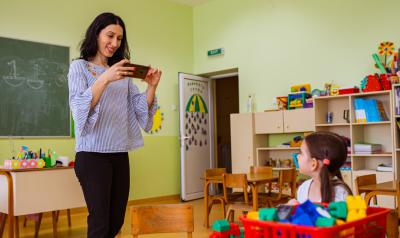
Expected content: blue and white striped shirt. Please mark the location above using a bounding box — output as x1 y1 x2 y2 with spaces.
68 59 157 153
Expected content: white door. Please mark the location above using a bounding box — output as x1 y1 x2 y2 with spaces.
179 73 214 201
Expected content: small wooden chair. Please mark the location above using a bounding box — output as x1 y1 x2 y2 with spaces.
223 173 252 222
131 204 194 238
265 168 297 207
204 168 226 227
354 174 378 205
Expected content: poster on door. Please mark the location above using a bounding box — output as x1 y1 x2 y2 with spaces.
183 81 209 152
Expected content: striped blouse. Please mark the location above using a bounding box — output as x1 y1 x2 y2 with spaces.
68 59 157 153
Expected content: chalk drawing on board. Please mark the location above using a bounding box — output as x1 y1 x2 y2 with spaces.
26 63 44 90
2 59 25 87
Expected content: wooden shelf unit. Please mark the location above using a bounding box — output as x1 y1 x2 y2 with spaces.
314 90 395 208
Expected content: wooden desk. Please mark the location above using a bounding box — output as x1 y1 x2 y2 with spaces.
247 173 278 210
0 167 85 238
359 181 397 207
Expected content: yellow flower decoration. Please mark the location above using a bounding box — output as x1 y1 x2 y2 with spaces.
378 41 395 56
150 106 163 134
37 159 45 168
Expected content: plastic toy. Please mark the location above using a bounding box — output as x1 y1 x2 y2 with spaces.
338 87 360 95
276 205 294 221
291 84 311 93
346 195 367 222
316 217 336 227
211 219 230 232
291 200 321 226
328 201 347 219
259 208 278 221
247 211 259 220
210 220 242 238
288 92 312 109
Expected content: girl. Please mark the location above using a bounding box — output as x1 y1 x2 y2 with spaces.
294 131 352 203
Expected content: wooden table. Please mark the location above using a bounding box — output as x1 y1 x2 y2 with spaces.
359 181 397 206
247 173 279 210
0 167 85 238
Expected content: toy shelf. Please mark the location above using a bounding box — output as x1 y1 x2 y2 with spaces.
314 90 395 209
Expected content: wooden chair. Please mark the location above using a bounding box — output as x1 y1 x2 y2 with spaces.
131 204 194 238
204 168 226 227
265 168 297 207
223 173 252 223
354 174 378 205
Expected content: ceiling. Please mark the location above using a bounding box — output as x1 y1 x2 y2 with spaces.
168 0 210 6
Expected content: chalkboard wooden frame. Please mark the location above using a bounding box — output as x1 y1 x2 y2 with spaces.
0 37 71 137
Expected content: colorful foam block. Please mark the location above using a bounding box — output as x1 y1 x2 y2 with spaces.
259 208 278 221
293 200 321 225
347 195 366 222
316 217 336 227
247 211 259 220
211 220 230 232
328 201 347 219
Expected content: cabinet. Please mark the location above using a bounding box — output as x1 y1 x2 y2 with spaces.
314 90 395 208
231 108 314 173
230 113 266 173
255 108 315 134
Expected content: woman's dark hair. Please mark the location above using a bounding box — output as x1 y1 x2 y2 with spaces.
304 131 352 203
79 12 130 66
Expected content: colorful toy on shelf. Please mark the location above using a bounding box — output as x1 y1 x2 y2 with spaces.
338 87 360 95
210 220 243 238
360 74 392 92
276 96 288 110
290 135 303 147
291 84 311 93
287 92 312 109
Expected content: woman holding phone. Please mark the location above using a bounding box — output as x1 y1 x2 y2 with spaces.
68 12 161 238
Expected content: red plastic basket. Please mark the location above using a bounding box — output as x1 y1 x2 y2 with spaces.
240 207 390 238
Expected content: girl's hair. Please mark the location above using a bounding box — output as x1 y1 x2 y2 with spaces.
304 131 352 203
79 12 130 66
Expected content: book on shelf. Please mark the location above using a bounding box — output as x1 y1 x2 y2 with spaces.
353 143 382 152
376 163 393 172
353 98 388 123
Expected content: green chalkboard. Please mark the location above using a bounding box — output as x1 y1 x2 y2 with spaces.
0 37 70 137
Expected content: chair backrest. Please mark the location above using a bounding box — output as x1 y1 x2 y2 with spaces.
250 166 273 175
278 168 297 197
205 168 226 178
354 174 377 195
222 173 249 203
131 204 194 238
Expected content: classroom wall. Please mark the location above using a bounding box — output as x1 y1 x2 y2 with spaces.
0 0 192 200
193 0 400 112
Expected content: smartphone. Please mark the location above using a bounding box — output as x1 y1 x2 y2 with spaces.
123 63 150 79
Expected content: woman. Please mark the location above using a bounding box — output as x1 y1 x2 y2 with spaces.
68 12 161 238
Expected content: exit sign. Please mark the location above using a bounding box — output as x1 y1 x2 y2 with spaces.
207 48 225 56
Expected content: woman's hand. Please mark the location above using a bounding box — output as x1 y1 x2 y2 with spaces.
100 59 135 83
143 67 162 89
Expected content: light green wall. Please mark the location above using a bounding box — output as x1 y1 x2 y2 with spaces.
3 0 400 200
0 0 192 200
193 0 400 112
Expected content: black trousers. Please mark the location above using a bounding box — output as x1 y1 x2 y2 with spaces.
74 152 130 238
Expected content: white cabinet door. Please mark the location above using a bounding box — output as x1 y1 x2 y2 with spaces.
283 108 315 133
230 113 255 173
254 111 283 134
